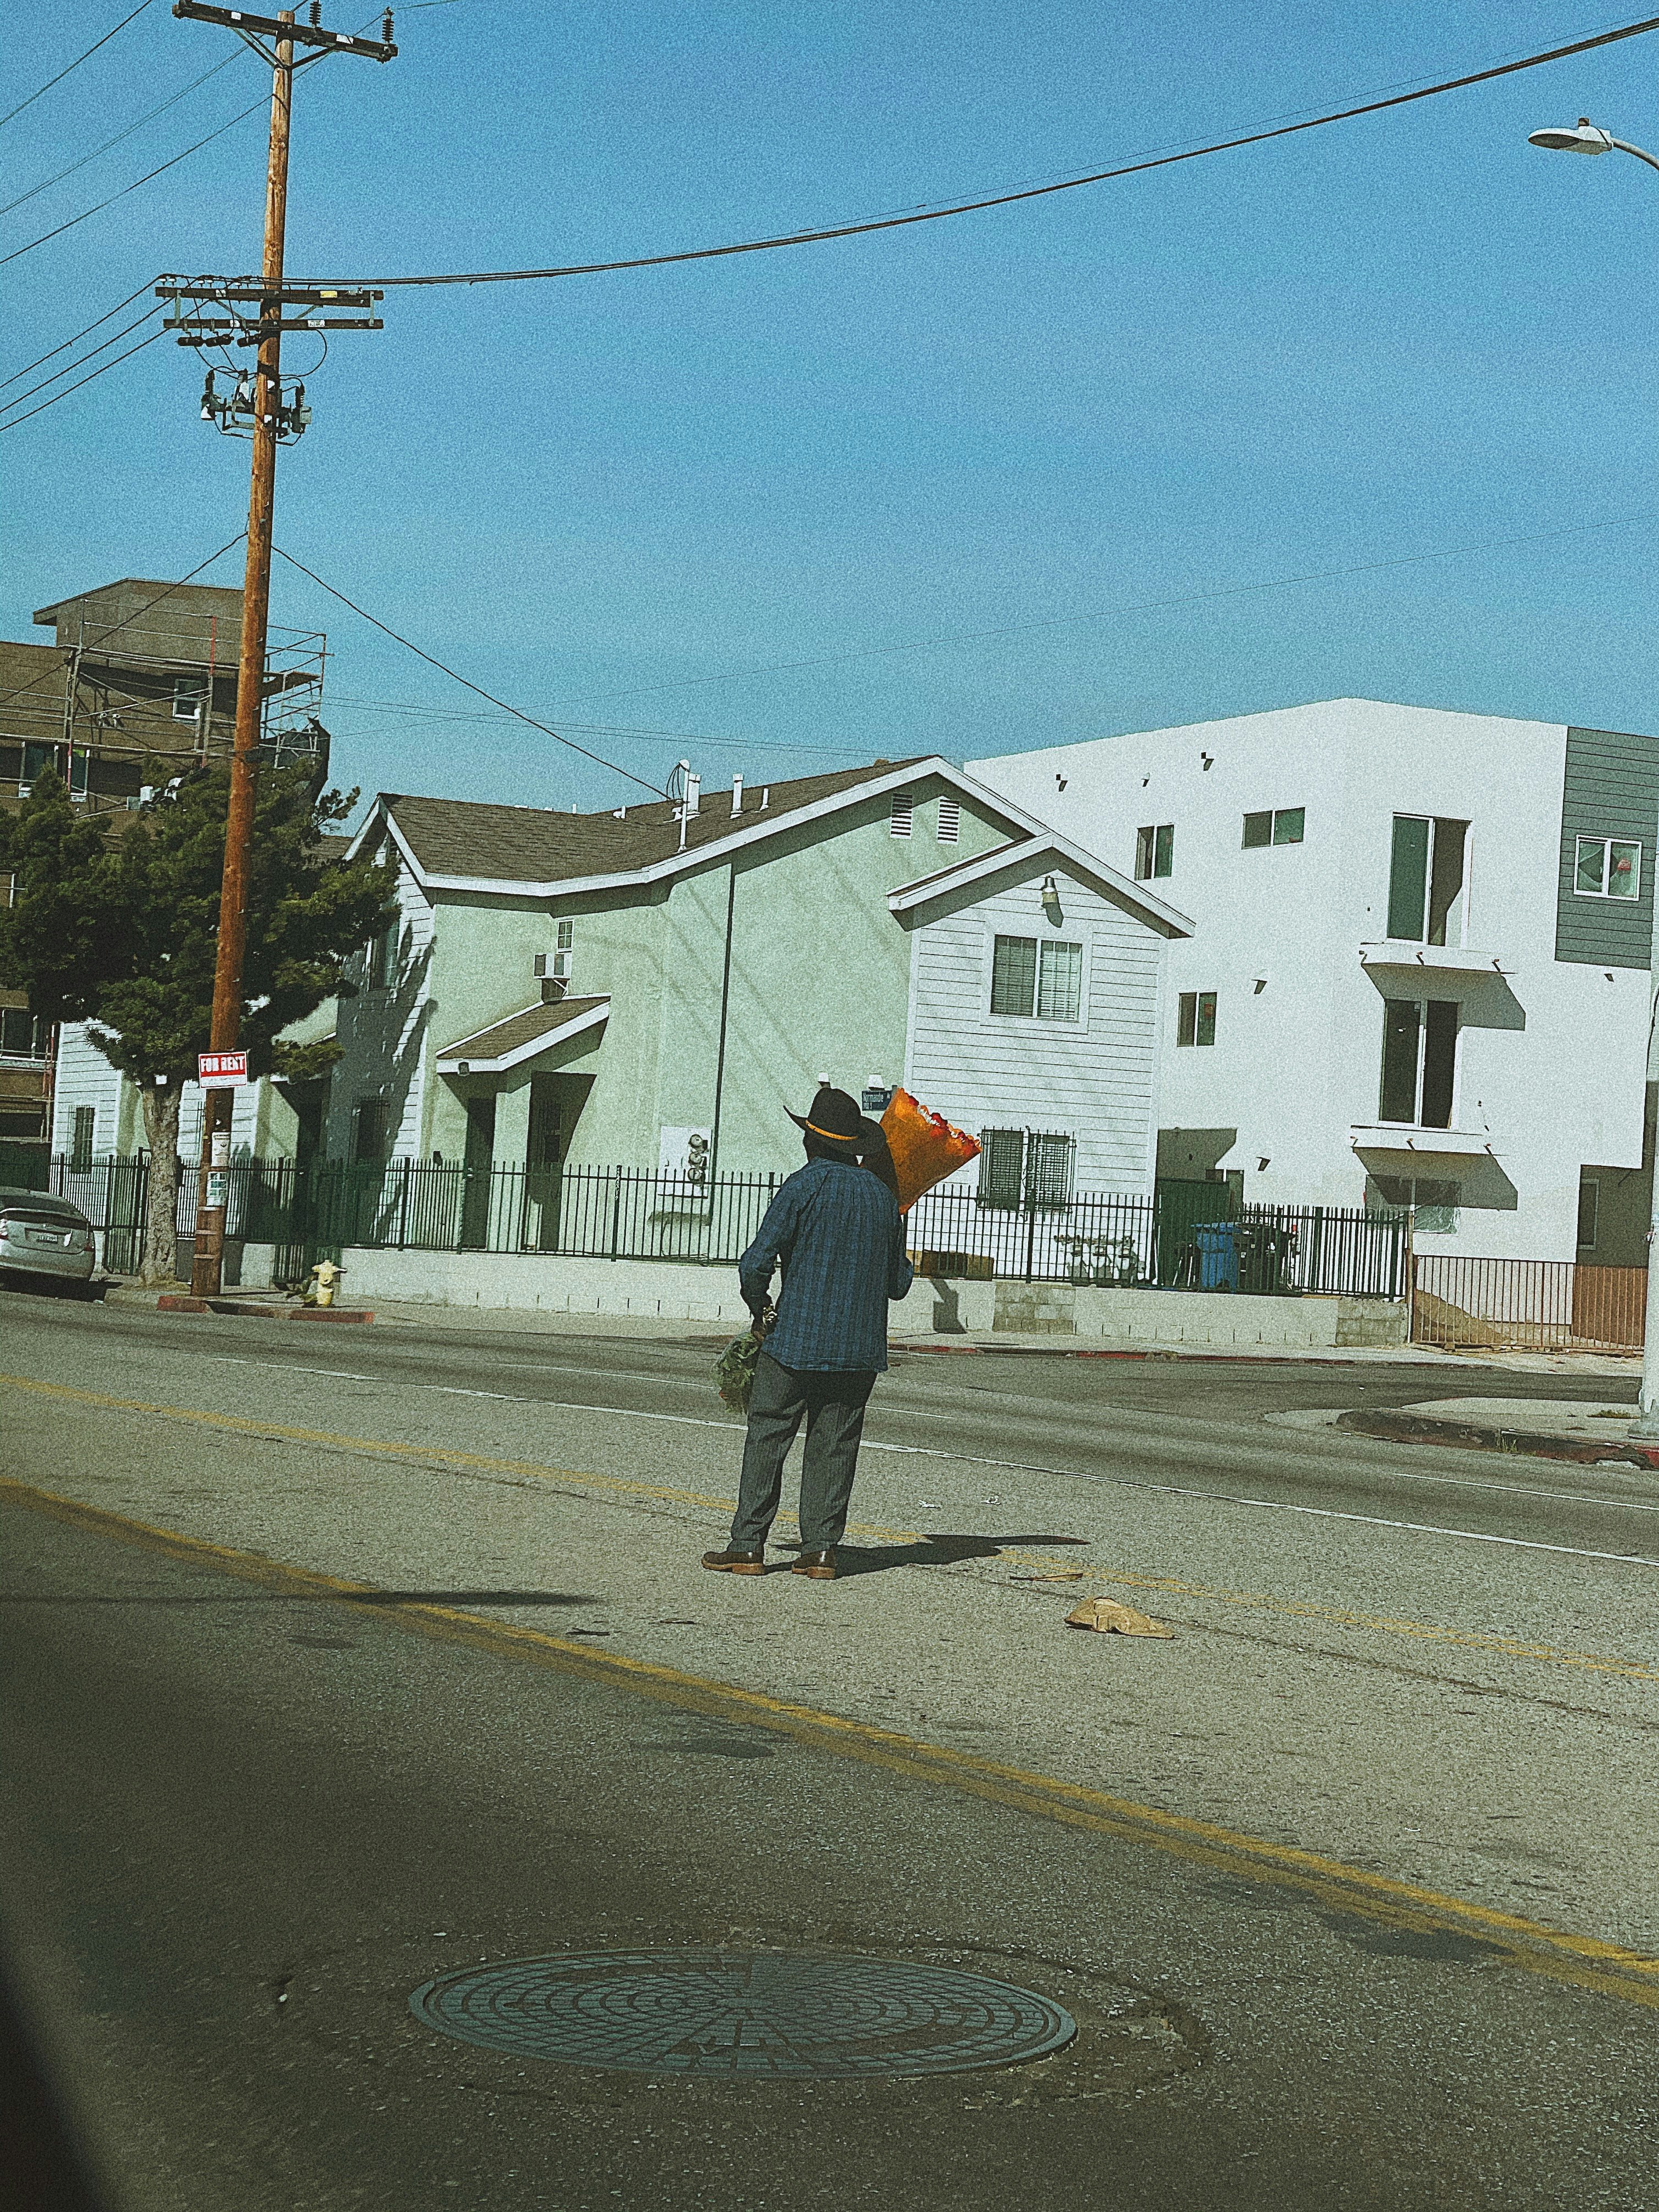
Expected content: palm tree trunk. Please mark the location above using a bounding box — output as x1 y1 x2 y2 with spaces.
138 1082 182 1286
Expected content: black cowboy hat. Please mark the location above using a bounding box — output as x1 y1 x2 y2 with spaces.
788 1084 865 1152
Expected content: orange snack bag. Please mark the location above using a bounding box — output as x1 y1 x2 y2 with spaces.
879 1087 981 1212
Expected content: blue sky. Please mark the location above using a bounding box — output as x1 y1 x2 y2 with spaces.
5 2 1659 811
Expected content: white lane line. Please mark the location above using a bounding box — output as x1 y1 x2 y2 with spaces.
435 1387 532 1403
481 1395 1659 1569
201 1355 373 1383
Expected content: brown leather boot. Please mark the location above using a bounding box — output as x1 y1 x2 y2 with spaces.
702 1545 765 1575
792 1549 837 1579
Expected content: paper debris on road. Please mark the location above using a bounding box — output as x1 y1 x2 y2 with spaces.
1065 1596 1174 1637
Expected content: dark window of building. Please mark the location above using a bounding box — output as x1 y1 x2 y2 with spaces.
1388 815 1469 943
1025 1131 1076 1210
1176 990 1216 1047
1243 806 1305 849
1135 823 1173 879
1379 998 1458 1127
990 934 1038 1017
977 1128 1025 1208
71 1106 95 1170
1368 1173 1460 1234
352 1097 388 1161
0 1008 46 1060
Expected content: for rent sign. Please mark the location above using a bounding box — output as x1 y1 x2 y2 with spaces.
198 1050 249 1089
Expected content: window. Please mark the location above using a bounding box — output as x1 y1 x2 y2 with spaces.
975 1128 1075 1210
535 917 575 985
1575 834 1641 902
990 934 1083 1021
1176 990 1216 1047
978 1127 1025 1208
1388 815 1470 943
1578 1175 1600 1251
936 798 961 844
1242 806 1305 849
1369 1173 1459 1235
364 919 396 990
890 791 914 838
1379 997 1458 1127
352 1097 388 1163
1135 823 1173 880
71 1106 95 1172
0 1007 46 1060
172 675 206 721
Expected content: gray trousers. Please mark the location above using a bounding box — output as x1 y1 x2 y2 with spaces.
730 1351 877 1551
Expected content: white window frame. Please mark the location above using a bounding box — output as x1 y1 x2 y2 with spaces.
1573 833 1643 902
980 929 1090 1031
172 675 206 722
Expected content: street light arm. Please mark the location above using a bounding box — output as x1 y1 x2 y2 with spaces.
1608 135 1659 174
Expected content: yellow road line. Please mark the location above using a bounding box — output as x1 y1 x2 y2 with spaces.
8 1370 1658 1688
5 1469 1658 2015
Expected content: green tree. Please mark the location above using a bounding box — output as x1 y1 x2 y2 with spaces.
0 765 394 1283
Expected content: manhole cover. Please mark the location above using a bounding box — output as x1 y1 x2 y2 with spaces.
409 1949 1076 2077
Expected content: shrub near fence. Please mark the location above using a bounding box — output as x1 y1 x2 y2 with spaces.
29 1154 1407 1297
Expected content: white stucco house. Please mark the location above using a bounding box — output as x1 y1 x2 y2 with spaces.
972 699 1659 1264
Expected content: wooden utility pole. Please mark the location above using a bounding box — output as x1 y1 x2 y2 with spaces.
168 1 395 1296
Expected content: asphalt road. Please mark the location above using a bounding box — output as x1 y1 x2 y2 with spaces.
3 1288 1657 2210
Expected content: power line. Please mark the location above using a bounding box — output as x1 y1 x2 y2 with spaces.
0 92 268 269
270 546 671 795
0 278 161 393
0 304 165 418
0 325 170 433
295 12 1659 290
0 0 157 132
323 692 879 754
0 52 241 218
570 506 1659 709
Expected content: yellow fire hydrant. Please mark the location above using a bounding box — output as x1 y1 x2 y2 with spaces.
304 1259 345 1308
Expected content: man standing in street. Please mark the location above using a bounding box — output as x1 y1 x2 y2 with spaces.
702 1084 913 1581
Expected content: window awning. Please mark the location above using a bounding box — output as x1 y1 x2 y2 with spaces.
1359 941 1511 979
1349 1124 1499 1159
437 995 609 1076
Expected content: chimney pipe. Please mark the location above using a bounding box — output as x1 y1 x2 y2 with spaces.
684 772 701 819
731 773 743 817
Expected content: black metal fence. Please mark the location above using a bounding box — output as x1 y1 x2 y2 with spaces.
20 1153 1407 1297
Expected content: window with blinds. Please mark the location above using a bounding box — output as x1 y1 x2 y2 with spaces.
990 935 1082 1021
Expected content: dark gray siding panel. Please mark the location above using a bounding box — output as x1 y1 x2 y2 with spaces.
1555 726 1659 970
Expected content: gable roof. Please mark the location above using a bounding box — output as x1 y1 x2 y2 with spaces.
350 757 1050 898
888 831 1193 938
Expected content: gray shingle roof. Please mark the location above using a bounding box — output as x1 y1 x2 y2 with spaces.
382 760 929 885
438 995 610 1066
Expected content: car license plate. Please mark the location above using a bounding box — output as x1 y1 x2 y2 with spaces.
25 1229 69 1247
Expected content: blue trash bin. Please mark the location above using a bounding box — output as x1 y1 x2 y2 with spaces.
1194 1221 1239 1291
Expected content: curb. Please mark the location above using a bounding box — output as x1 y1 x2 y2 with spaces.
904 1341 1388 1365
154 1295 374 1324
1340 1407 1659 1468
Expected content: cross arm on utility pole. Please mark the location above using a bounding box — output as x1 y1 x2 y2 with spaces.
171 2 397 62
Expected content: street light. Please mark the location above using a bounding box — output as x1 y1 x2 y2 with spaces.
1529 111 1659 1435
1528 115 1659 174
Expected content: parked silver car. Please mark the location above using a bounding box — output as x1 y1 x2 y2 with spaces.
0 1187 98 1288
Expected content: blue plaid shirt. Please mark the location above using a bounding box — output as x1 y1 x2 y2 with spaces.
739 1158 914 1373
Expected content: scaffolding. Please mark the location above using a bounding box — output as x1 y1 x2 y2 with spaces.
1 606 329 814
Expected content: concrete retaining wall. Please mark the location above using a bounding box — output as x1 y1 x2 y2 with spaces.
234 1244 1405 1347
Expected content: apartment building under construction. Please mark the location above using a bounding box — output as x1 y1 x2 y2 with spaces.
1 574 329 1146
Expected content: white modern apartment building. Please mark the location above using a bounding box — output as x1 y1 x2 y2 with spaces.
972 699 1659 1263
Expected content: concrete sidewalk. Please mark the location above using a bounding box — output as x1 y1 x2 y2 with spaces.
1344 1396 1659 1465
92 1279 1644 1373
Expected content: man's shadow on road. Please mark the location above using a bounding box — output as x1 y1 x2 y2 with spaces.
794 1534 1088 1578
